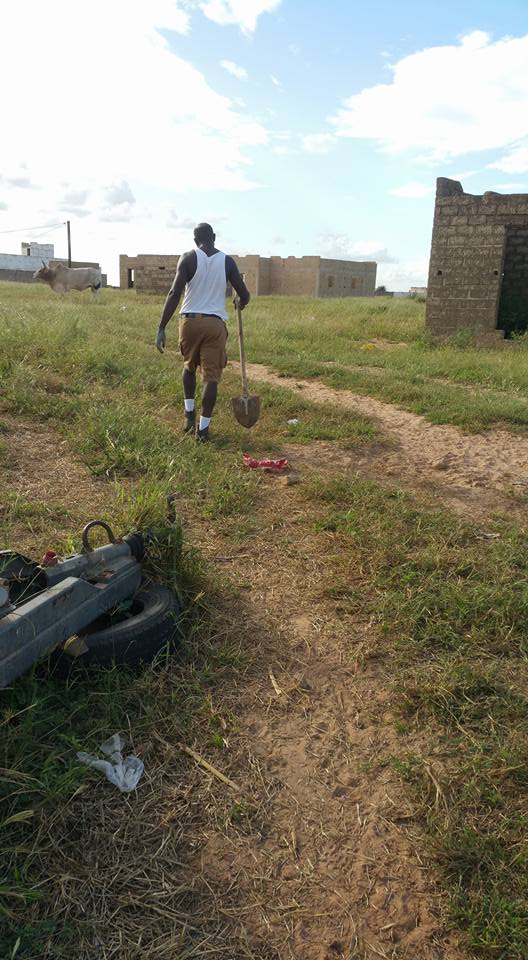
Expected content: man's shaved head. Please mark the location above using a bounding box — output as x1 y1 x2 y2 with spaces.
194 222 215 244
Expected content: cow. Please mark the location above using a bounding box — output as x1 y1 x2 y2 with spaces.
33 261 102 301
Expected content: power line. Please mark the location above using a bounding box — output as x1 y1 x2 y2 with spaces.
0 221 65 236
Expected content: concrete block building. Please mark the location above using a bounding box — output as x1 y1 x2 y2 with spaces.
0 242 105 285
426 178 528 339
120 253 377 298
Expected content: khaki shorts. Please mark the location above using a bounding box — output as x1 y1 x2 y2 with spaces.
178 314 228 383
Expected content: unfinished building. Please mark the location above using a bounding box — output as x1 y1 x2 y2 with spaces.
120 253 376 298
426 178 528 339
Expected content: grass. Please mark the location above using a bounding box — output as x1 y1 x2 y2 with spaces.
1 283 528 958
243 295 528 431
0 284 381 958
305 475 528 959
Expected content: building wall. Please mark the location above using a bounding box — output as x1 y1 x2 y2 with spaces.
425 178 528 338
234 255 261 295
123 251 377 298
134 255 180 294
271 256 319 296
318 258 377 298
21 242 54 260
119 254 141 289
0 269 40 284
0 252 104 285
0 252 54 272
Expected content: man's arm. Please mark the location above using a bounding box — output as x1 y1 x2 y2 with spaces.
156 252 194 352
226 256 250 309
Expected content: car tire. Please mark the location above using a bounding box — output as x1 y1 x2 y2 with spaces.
53 584 182 671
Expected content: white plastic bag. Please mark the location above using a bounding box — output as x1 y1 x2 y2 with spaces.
77 733 144 793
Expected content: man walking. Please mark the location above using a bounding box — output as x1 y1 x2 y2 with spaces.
156 223 250 441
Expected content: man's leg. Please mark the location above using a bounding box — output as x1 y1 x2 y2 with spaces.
182 367 196 433
196 381 217 440
196 318 227 442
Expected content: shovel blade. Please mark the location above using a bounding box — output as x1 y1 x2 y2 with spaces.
232 395 261 428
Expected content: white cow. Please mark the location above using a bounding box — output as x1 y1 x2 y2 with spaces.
33 262 102 300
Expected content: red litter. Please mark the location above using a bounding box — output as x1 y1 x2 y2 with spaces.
42 550 60 567
242 454 289 472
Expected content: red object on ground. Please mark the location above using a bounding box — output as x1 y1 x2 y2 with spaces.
42 550 60 567
242 454 289 472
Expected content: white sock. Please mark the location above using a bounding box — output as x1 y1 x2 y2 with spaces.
199 416 211 431
184 399 195 412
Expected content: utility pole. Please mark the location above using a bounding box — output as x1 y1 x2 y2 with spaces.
66 220 71 267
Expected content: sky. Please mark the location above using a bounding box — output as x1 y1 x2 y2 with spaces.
2 0 528 288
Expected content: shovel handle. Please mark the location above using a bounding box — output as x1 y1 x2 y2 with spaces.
235 299 249 397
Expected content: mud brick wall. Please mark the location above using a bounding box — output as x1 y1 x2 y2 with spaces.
130 255 180 295
119 255 140 289
425 178 528 338
234 255 261 295
269 256 319 296
122 251 377 298
318 259 377 298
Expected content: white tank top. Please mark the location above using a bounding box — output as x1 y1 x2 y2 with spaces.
180 248 228 321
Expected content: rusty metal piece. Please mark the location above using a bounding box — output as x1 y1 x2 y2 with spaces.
82 520 116 553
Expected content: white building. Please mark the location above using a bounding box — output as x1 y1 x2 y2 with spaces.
0 241 105 284
0 241 56 273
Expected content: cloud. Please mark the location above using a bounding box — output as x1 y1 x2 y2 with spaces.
302 133 336 154
318 233 398 263
0 1 269 204
63 208 91 219
378 256 430 291
489 146 528 174
199 0 281 33
220 59 248 80
58 188 90 216
99 206 135 223
0 170 38 189
104 181 136 207
330 30 528 162
167 211 227 229
61 188 89 207
167 212 198 229
446 169 480 181
97 181 137 223
490 182 528 192
0 201 7 211
270 74 281 87
388 181 433 198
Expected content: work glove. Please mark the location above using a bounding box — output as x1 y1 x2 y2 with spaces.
156 327 166 353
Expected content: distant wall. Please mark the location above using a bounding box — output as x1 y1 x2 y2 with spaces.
0 258 106 287
318 259 376 298
121 251 377 298
134 255 180 295
119 254 141 289
0 269 38 283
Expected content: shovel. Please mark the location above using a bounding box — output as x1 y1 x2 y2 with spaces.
231 299 261 428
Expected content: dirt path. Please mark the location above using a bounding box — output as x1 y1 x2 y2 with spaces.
194 484 468 960
1 413 469 958
243 362 528 520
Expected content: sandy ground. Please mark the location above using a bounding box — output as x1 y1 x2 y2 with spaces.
243 362 528 521
0 394 487 959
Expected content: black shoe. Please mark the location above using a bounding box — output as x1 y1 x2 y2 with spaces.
196 426 210 443
183 411 196 434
